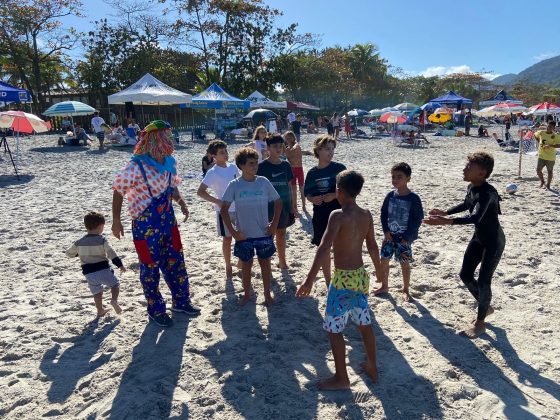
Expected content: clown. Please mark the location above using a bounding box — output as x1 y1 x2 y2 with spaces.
111 120 199 326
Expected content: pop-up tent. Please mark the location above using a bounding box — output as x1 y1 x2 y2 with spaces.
429 91 472 110
479 90 523 107
108 73 192 105
0 81 32 106
246 91 286 109
180 83 250 132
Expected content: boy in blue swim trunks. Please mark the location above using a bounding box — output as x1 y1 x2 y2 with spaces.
374 162 423 302
297 170 381 390
221 147 283 306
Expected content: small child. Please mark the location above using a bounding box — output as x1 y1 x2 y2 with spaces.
249 125 268 163
374 162 423 302
221 147 283 306
257 133 296 269
424 152 505 338
297 170 381 389
66 211 126 317
344 116 352 139
284 130 308 213
304 135 346 286
197 140 240 279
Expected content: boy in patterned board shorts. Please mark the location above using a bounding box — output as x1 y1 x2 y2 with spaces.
374 162 423 302
66 211 126 317
221 148 283 306
297 170 381 390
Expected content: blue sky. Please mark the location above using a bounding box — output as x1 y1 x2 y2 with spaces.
66 0 560 78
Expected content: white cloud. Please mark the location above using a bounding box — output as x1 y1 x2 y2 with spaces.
418 65 500 80
533 52 557 61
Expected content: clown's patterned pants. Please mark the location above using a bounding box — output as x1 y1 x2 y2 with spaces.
132 187 191 316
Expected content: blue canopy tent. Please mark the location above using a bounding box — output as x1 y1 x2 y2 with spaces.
0 81 32 108
429 91 472 110
479 90 523 107
180 83 250 133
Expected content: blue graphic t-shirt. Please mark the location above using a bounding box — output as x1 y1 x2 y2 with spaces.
380 190 424 242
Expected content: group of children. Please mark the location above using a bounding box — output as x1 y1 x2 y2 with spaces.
67 122 505 389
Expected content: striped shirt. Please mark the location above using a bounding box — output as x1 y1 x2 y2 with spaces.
66 234 123 275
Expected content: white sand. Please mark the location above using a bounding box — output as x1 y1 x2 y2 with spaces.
0 130 559 419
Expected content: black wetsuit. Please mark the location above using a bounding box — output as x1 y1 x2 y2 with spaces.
447 182 505 321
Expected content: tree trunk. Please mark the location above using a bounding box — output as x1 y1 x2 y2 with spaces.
31 33 45 110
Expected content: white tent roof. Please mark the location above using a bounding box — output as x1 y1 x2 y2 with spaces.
246 90 286 109
108 73 192 105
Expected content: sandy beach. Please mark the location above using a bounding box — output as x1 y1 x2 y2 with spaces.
0 129 559 419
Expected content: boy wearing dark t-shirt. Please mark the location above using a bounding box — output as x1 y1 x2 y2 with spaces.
424 152 505 338
257 134 296 269
304 135 346 286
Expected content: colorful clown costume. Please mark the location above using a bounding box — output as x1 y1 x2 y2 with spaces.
323 266 371 333
113 121 194 317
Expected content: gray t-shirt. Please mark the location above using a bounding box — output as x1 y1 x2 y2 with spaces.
222 176 280 239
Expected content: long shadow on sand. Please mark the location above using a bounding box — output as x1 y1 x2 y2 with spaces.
0 174 34 187
40 318 120 403
201 277 333 419
347 312 442 419
108 315 190 419
484 325 560 403
395 300 542 419
29 146 89 153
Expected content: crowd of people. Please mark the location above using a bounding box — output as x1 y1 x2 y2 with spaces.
62 117 546 390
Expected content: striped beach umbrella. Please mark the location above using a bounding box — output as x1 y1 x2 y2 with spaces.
526 102 560 116
43 101 96 116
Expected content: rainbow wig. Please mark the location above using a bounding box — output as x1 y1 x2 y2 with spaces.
133 120 174 161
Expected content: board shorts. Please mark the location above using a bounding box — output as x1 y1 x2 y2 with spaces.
84 268 119 295
311 200 340 246
380 238 413 263
537 158 555 171
234 236 276 262
216 211 235 237
291 166 304 187
323 266 371 333
95 131 105 141
276 209 295 230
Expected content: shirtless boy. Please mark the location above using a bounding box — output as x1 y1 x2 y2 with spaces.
284 130 309 213
297 170 381 389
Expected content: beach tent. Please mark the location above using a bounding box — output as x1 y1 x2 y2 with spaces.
286 100 320 111
108 73 192 106
180 83 249 110
479 90 523 107
246 91 287 109
180 83 250 132
0 81 32 106
394 102 419 112
429 91 472 109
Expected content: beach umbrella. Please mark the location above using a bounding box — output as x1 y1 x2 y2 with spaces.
476 102 528 117
420 102 442 111
381 106 398 112
379 111 407 124
526 102 560 116
428 112 452 123
347 108 370 117
43 100 96 117
394 102 419 112
0 111 50 176
369 109 385 116
243 108 278 121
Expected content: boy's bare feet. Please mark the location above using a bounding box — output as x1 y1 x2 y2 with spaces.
471 306 494 323
462 321 486 339
400 289 413 302
238 293 253 306
373 286 389 296
110 300 122 314
96 307 110 317
360 362 379 383
317 375 351 390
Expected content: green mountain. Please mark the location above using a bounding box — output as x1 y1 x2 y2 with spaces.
493 55 560 87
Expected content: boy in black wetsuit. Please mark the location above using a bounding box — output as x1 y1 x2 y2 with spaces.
424 152 505 338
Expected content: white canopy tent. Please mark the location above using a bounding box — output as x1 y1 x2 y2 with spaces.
108 73 192 105
246 90 287 109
